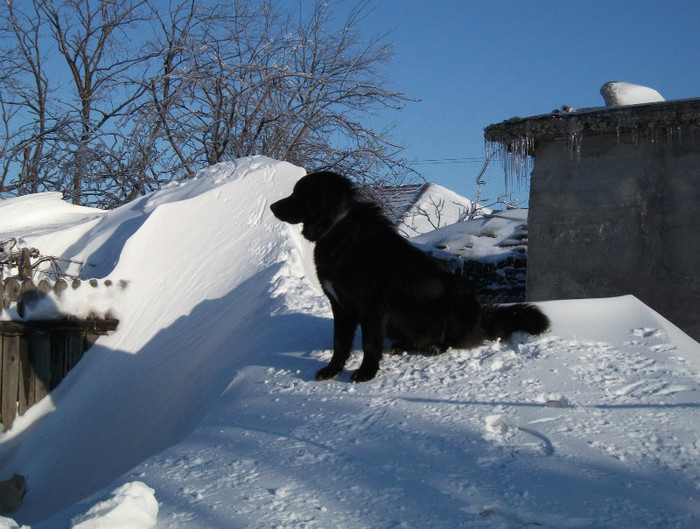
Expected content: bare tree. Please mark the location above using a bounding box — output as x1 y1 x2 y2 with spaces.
0 0 416 207
140 0 416 186
0 0 51 195
38 0 151 204
0 0 153 206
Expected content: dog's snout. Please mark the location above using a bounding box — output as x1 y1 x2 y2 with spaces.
270 196 300 223
270 199 283 218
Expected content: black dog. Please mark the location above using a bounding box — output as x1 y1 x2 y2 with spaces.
270 171 550 382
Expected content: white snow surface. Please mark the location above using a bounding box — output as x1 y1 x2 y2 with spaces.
600 81 666 106
412 208 528 263
0 157 698 528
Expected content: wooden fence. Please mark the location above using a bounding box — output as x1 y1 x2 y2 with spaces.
0 278 120 431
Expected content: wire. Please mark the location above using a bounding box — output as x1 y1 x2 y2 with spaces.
412 157 485 165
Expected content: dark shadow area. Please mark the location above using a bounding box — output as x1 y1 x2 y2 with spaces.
61 203 152 279
1 264 331 525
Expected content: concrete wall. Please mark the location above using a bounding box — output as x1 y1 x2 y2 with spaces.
527 127 700 341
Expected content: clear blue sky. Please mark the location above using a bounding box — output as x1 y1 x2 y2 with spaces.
353 0 700 206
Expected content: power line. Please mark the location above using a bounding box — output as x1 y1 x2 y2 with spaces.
412 157 486 165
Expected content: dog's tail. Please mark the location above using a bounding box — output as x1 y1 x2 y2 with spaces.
481 303 550 341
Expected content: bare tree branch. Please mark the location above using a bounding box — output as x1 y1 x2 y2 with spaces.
0 0 418 208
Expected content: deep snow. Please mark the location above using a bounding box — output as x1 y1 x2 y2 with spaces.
0 157 698 528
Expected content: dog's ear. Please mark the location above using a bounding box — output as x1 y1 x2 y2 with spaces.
273 171 357 241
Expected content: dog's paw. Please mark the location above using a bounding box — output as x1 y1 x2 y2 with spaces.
315 365 341 381
351 365 379 383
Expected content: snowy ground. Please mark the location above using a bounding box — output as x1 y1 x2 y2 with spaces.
0 157 698 528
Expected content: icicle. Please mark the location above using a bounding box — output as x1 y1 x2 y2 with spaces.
567 132 583 161
485 136 534 190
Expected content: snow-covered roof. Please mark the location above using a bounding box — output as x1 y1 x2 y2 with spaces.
365 183 429 225
368 182 483 238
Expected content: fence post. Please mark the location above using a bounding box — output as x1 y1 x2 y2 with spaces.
53 279 68 297
4 279 20 305
30 331 51 404
1 334 20 431
18 335 32 416
17 280 37 318
18 249 32 281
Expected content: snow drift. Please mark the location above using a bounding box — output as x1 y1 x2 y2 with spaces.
0 157 698 528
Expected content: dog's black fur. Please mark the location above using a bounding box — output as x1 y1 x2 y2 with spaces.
270 171 550 382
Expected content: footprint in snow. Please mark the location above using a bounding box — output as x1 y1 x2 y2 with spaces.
631 327 665 339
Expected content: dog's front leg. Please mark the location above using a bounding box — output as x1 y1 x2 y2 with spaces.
352 314 385 382
316 301 357 381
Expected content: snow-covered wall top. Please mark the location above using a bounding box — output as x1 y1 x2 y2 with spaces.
484 96 700 149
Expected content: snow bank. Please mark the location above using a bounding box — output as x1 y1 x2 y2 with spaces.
0 157 698 528
0 157 308 525
0 193 102 236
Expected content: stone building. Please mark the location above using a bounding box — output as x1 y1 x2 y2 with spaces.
484 98 700 341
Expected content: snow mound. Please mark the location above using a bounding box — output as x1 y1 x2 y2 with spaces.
600 81 665 106
0 193 103 236
70 482 157 529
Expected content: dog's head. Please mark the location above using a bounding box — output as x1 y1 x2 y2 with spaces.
270 171 357 241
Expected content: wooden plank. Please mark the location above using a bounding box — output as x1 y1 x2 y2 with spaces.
0 317 119 424
1 335 20 431
66 332 83 371
84 333 100 350
19 248 32 280
53 279 67 297
18 280 37 318
0 322 26 334
50 333 67 390
37 279 52 295
0 319 120 334
17 335 32 416
0 337 3 426
4 278 20 302
31 332 51 403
